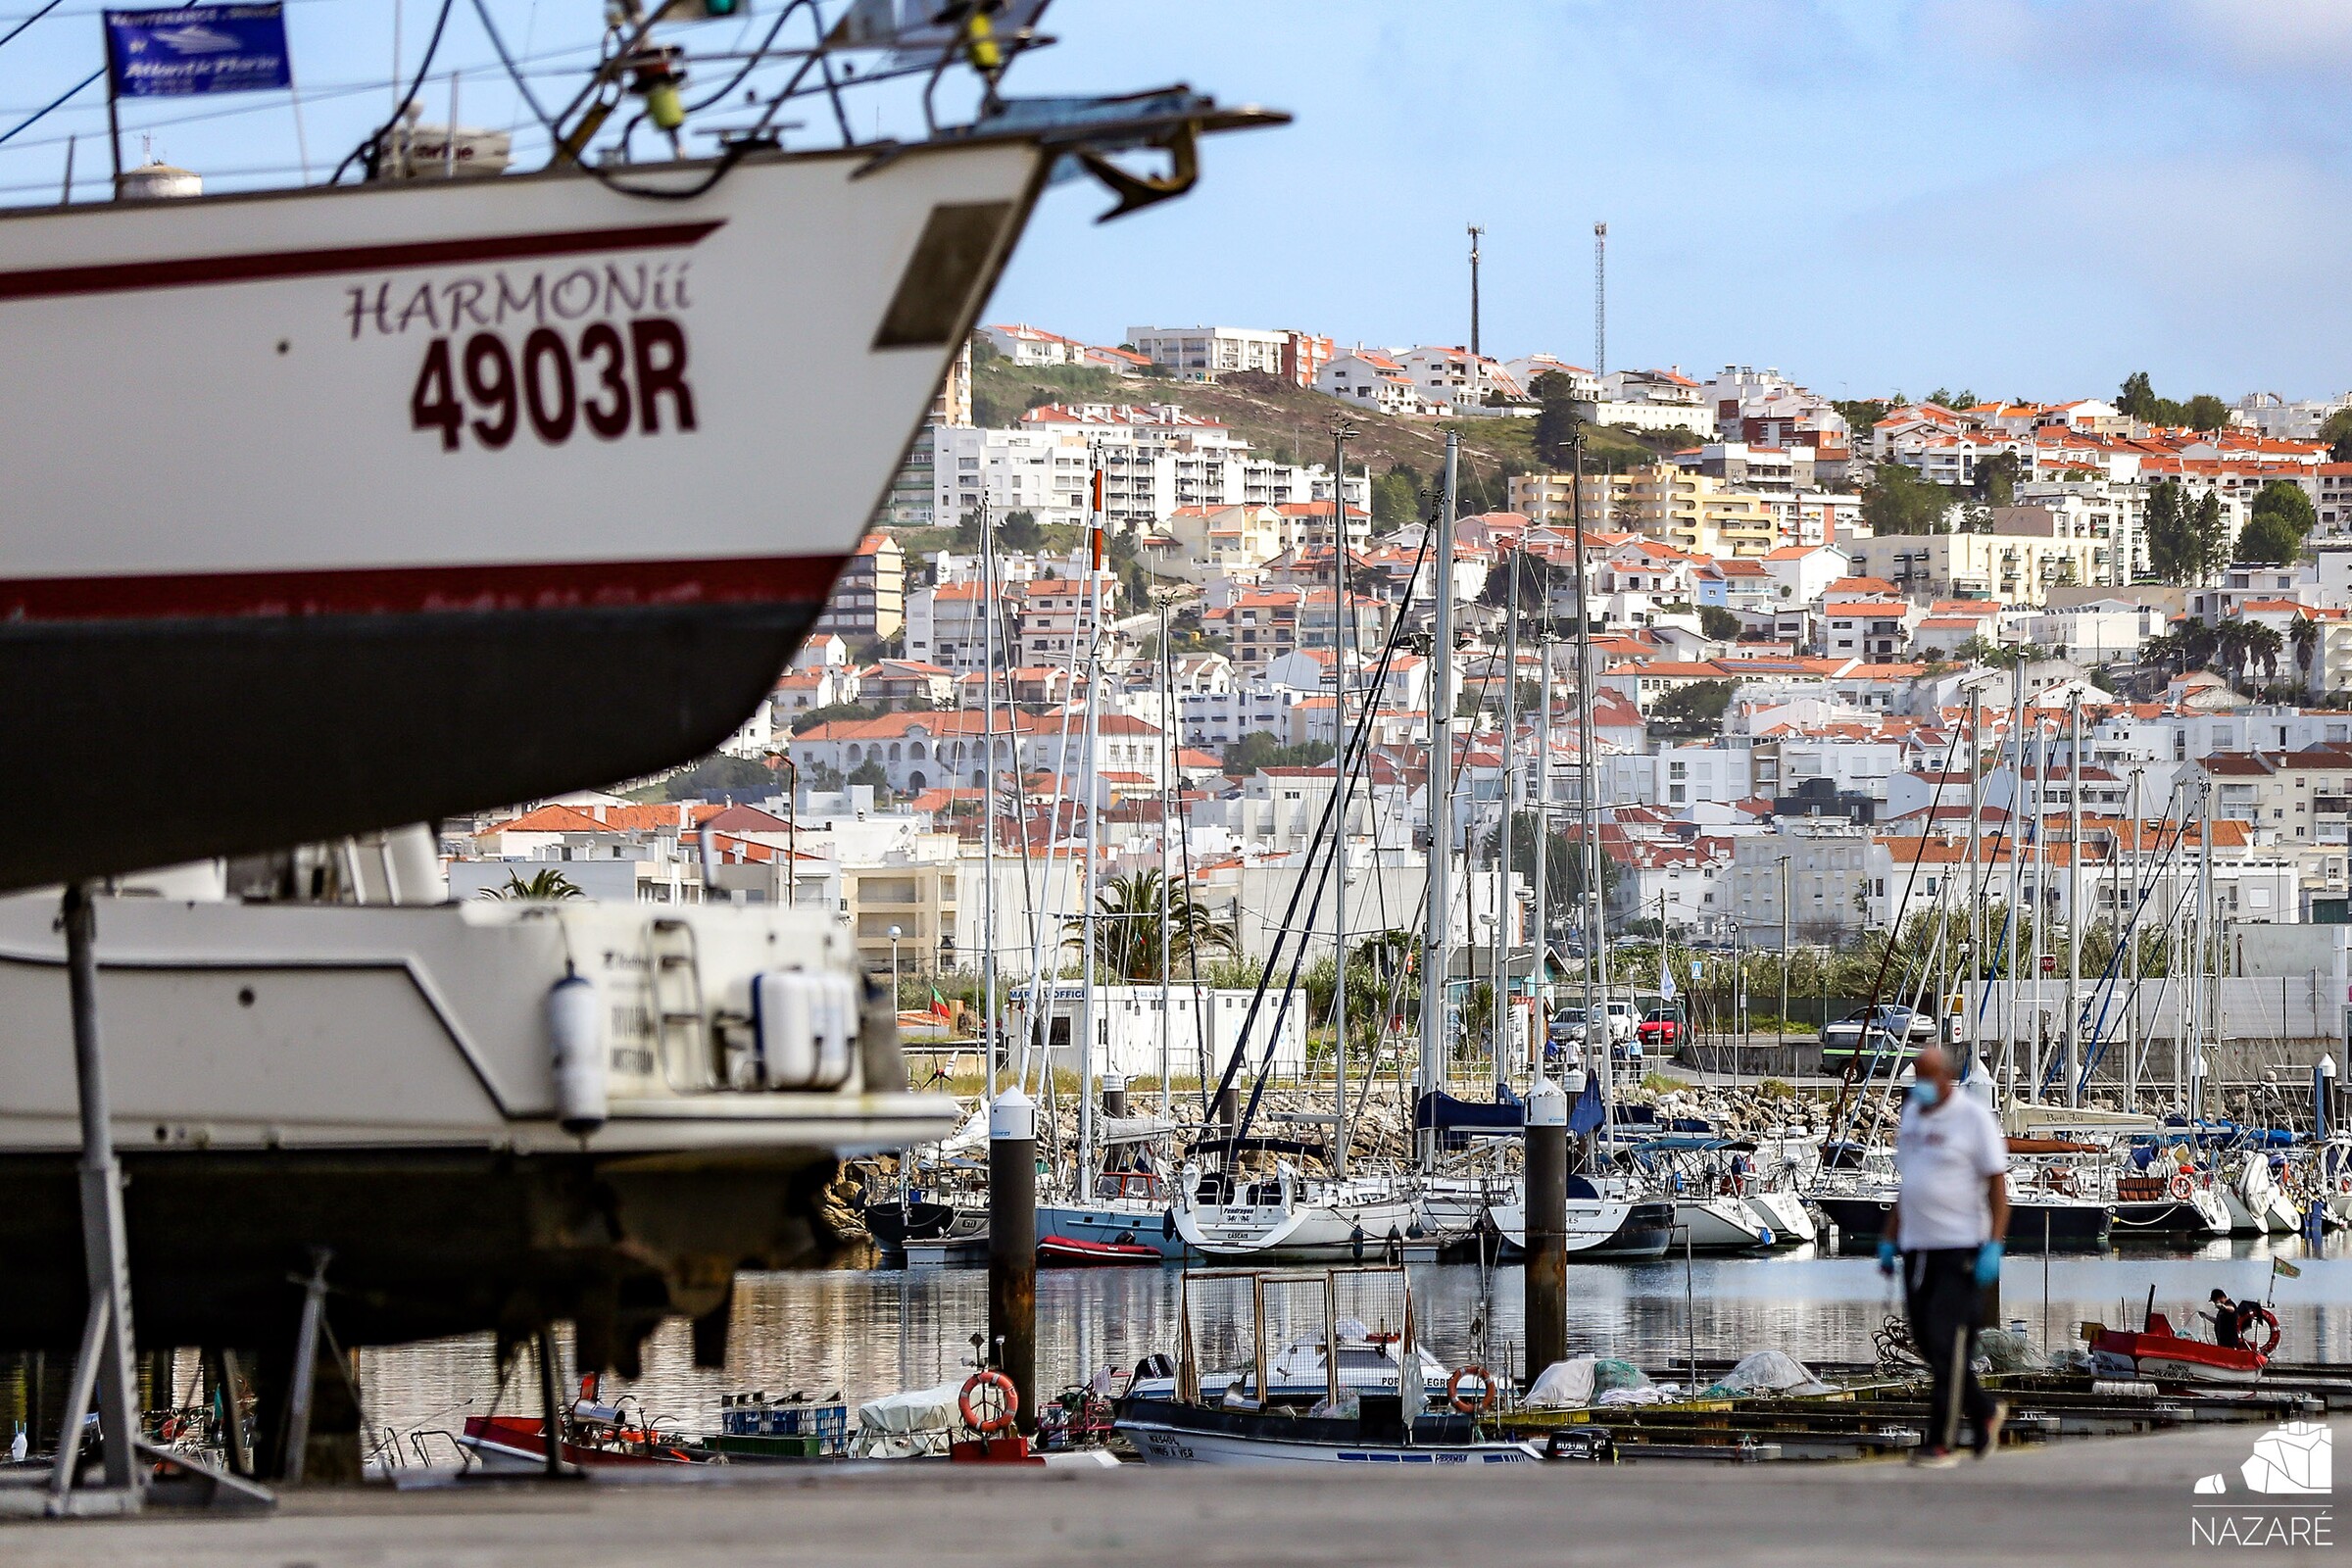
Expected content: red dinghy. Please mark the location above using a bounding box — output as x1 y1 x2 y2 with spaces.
1039 1234 1165 1266
2090 1309 2273 1387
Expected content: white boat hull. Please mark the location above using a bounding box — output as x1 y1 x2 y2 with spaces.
0 889 956 1353
0 140 1048 889
1121 1419 1543 1468
1174 1193 1422 1263
1672 1197 1775 1251
1744 1189 1817 1246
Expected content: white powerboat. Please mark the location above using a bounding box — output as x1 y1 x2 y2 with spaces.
1171 1159 1421 1264
0 862 955 1371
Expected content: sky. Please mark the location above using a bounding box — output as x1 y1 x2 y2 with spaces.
0 1 2343 402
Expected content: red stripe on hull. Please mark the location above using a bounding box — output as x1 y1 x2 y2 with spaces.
0 554 849 621
0 220 725 303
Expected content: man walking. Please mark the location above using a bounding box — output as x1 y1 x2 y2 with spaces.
1878 1043 2009 1465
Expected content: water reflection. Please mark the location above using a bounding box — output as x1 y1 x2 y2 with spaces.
360 1235 2352 1436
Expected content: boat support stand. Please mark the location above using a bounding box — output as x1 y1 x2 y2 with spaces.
20 884 274 1517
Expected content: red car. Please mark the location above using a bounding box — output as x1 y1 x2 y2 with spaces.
1636 1006 1682 1049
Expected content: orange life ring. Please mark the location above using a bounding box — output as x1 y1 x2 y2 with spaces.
2170 1170 2194 1201
2248 1305 2282 1359
959 1369 1018 1434
1447 1364 1496 1415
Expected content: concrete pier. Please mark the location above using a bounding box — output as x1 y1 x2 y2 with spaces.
0 1421 2308 1565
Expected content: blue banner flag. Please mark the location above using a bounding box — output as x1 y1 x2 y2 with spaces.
106 5 291 97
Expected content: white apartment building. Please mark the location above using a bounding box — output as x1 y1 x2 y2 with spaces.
1598 747 1754 810
933 404 1352 532
1178 685 1296 751
1727 823 1891 943
1125 324 1291 381
2235 391 2352 442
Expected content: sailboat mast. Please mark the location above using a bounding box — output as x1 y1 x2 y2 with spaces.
1076 496 1104 1197
981 492 999 1102
1534 609 1553 1078
1330 427 1351 1177
1159 595 1173 1121
2065 694 2082 1107
1419 434 1459 1170
1496 547 1519 1083
1570 426 1601 1101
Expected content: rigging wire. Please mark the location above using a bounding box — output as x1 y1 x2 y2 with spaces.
0 0 66 58
0 61 94 149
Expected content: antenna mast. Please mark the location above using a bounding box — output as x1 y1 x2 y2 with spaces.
1592 221 1607 376
1467 223 1484 362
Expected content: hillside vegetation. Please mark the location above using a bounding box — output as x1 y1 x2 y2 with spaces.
966 352 1686 524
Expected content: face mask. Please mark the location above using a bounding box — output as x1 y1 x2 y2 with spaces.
1909 1080 1943 1108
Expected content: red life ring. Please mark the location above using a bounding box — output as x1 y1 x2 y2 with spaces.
2170 1170 2194 1201
2248 1305 2282 1358
1447 1364 1496 1415
959 1369 1018 1434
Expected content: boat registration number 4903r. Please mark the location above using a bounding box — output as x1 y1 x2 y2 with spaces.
410 318 698 451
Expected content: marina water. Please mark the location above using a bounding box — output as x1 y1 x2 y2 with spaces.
361 1237 2352 1436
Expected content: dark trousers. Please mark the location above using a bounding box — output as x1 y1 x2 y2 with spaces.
1903 1248 1992 1451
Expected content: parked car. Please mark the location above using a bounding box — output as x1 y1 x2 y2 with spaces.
1636 1006 1682 1051
1818 1004 1937 1063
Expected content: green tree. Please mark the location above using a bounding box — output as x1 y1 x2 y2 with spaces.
1221 731 1335 775
2322 408 2352 464
2294 615 2321 685
2143 479 2187 582
1972 450 2021 507
2183 394 2230 433
1831 398 1889 439
2237 510 2304 565
1063 868 1239 982
2118 370 2159 424
791 701 879 734
657 754 778 799
998 509 1043 552
1860 462 1952 535
1370 466 1424 526
1697 605 1742 641
1927 387 1978 411
2250 479 2317 538
1649 678 1740 734
847 757 891 799
1531 370 1584 467
2190 491 2229 582
481 867 585 901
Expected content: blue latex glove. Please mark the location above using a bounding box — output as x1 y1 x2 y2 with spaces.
1975 1240 2004 1288
1877 1237 1898 1276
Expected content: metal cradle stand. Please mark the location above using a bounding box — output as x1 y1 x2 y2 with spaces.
21 884 273 1517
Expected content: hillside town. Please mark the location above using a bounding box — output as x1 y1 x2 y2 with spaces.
440 321 2352 1008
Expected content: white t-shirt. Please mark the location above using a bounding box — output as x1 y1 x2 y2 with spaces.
1892 1090 2006 1250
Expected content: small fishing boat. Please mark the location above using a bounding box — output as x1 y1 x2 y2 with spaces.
1115 1265 1554 1468
1036 1140 1190 1261
2090 1305 2274 1387
459 1414 708 1469
1419 1173 1675 1261
1039 1235 1169 1266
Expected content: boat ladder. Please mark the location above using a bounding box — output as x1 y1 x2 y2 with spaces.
649 918 717 1092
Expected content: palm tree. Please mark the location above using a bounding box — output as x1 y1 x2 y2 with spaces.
2244 621 2284 684
2293 614 2320 686
1062 868 1239 982
481 867 585 901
